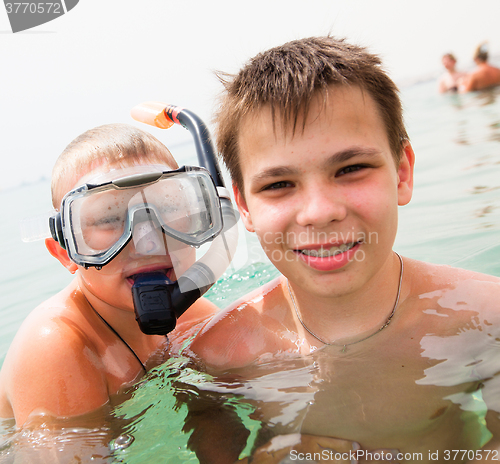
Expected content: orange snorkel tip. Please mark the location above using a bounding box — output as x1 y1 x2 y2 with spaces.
130 102 175 129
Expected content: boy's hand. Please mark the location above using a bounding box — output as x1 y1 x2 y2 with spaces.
237 433 399 463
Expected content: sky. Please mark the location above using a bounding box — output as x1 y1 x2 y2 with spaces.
2 0 500 191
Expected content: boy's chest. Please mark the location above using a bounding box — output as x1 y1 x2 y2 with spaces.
302 352 474 449
248 342 489 455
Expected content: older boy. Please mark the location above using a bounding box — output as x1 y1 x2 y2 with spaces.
189 37 500 462
0 123 219 428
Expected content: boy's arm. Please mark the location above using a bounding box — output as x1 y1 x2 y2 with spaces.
168 297 221 353
171 297 220 336
189 306 284 370
1 316 109 427
189 277 289 370
183 396 251 464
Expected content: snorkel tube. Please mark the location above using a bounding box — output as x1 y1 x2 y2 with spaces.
130 103 238 335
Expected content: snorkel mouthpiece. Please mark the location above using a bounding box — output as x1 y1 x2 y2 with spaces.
132 273 177 334
130 102 239 335
132 271 213 335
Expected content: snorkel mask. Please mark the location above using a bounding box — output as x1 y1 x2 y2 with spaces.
23 105 238 335
49 165 223 269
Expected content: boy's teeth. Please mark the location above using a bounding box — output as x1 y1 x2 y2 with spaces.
301 242 356 257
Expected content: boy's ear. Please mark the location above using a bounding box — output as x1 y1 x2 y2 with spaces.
45 238 78 274
233 183 255 233
397 141 415 206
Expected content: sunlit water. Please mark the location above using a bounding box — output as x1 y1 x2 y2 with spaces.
1 79 500 462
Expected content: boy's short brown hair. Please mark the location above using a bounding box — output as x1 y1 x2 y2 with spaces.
51 123 178 208
215 36 408 191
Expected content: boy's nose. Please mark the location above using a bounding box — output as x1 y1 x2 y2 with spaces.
295 184 347 228
132 220 166 256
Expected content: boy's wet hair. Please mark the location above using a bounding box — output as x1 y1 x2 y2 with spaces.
214 36 408 191
51 123 178 208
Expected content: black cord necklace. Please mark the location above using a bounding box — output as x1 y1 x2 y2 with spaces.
288 252 404 352
88 303 147 373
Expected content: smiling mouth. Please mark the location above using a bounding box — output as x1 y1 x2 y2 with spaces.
298 241 359 258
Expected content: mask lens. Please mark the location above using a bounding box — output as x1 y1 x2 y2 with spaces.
69 188 131 257
135 171 218 244
63 168 222 268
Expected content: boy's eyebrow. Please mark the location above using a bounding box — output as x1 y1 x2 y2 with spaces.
251 166 300 183
324 147 381 166
250 146 381 183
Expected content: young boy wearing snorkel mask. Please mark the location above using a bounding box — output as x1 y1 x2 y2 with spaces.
0 123 227 428
187 37 500 462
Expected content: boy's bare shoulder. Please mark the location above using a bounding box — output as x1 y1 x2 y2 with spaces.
5 291 93 362
404 257 500 314
0 290 108 425
405 257 500 287
189 276 292 370
168 297 221 351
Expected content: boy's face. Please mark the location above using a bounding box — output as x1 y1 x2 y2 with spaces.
234 85 414 299
70 162 196 312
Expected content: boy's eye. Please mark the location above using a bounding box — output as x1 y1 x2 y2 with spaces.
337 164 366 176
92 216 123 228
262 181 293 191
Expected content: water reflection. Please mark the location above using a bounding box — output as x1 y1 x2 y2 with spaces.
442 86 500 146
0 413 116 463
148 278 500 462
415 282 500 449
0 390 143 463
112 279 500 463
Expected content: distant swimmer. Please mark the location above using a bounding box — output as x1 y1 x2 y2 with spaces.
460 42 500 92
438 53 465 93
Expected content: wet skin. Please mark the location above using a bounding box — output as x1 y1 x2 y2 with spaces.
0 162 219 427
189 86 500 461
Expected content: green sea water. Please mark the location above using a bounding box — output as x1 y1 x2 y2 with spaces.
1 79 500 461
